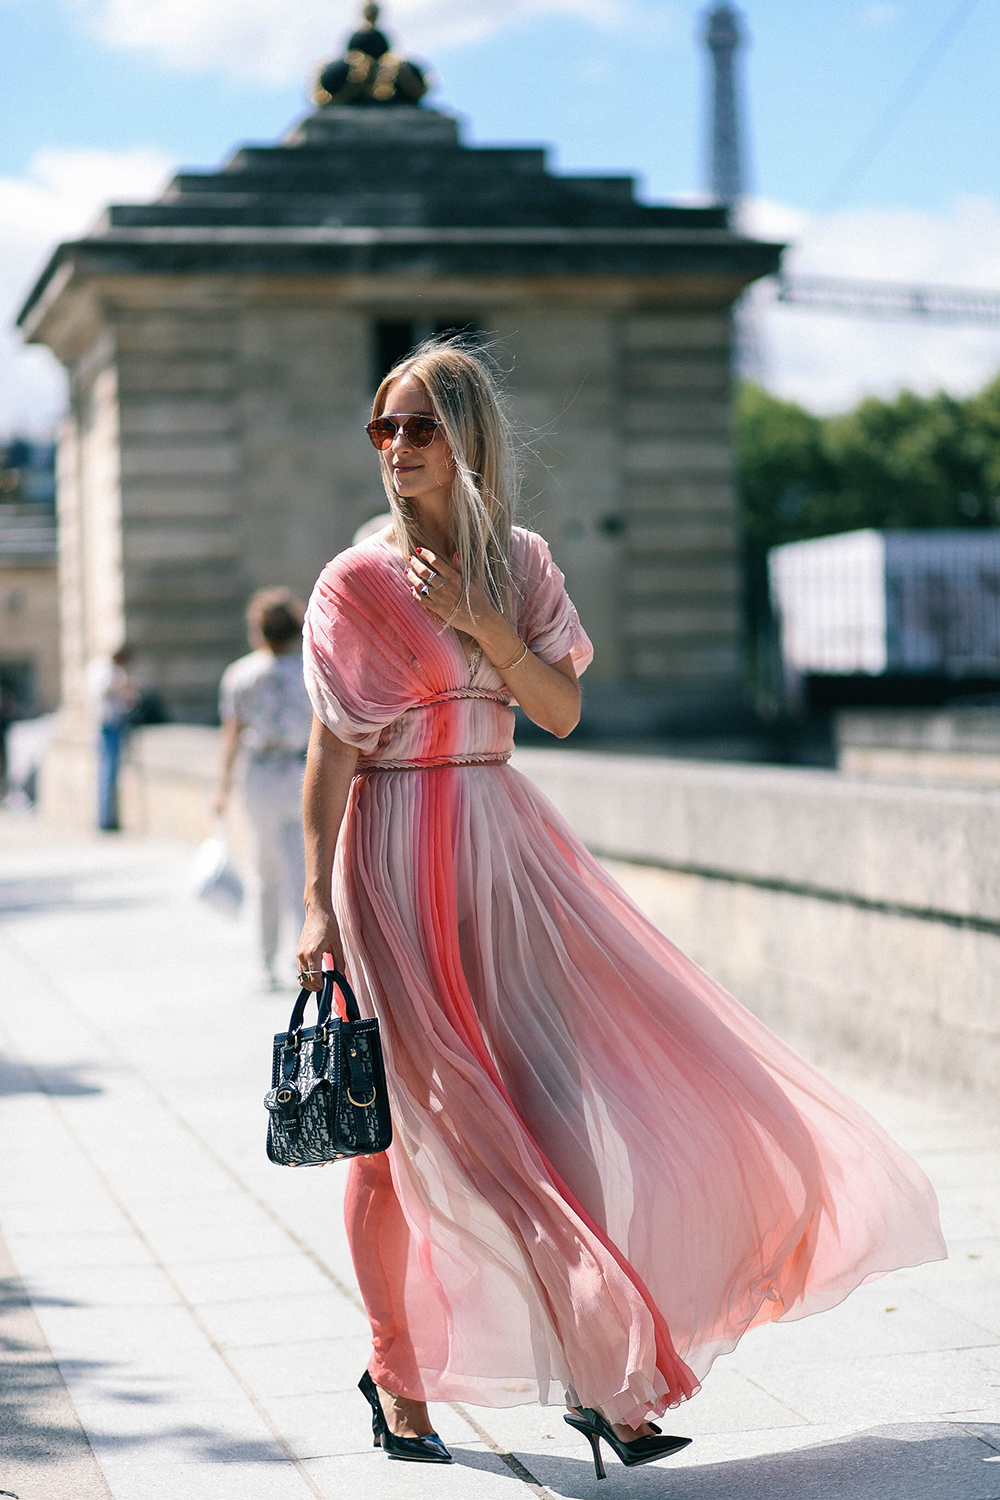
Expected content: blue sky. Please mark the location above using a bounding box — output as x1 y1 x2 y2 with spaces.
1 0 998 432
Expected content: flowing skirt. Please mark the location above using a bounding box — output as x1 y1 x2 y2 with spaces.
335 763 945 1428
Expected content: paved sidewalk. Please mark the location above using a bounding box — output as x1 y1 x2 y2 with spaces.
0 809 998 1500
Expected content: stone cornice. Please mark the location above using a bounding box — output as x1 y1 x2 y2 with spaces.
19 227 782 337
45 226 776 246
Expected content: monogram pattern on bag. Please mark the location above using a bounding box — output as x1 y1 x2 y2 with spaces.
265 1017 391 1166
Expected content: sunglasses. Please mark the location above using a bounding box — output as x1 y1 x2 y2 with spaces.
366 415 442 451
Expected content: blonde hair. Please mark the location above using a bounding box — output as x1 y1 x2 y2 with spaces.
371 338 517 622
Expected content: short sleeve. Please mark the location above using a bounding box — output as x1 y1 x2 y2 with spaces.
302 549 421 753
514 529 594 675
218 659 240 722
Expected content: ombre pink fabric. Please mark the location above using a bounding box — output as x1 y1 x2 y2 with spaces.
303 526 946 1427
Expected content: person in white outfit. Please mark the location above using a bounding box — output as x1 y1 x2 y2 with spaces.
215 589 313 990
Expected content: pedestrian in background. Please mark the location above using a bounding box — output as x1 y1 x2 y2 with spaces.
216 589 312 991
86 645 139 831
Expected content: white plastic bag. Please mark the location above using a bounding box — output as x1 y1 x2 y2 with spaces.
190 828 244 917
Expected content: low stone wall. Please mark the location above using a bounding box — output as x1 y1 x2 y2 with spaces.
39 722 251 860
837 707 1000 785
513 748 1000 1116
119 724 229 845
40 726 999 1114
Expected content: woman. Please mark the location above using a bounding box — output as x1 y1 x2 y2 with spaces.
296 342 945 1478
216 588 313 990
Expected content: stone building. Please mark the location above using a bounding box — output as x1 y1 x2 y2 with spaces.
18 5 780 737
0 442 59 721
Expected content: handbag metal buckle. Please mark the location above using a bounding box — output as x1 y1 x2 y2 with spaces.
347 1087 377 1108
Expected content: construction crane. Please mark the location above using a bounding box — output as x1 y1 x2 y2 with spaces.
774 274 1000 326
704 5 1000 329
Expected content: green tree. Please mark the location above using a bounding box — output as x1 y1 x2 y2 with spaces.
965 372 1000 500
735 383 832 547
735 374 1000 550
735 372 1000 703
824 389 993 529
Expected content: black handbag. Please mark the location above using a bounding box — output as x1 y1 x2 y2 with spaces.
264 969 392 1167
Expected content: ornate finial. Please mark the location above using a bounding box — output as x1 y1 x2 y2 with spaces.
313 2 429 107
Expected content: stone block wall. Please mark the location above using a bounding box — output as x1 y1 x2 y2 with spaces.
512 747 1000 1117
53 284 747 729
0 564 59 711
114 302 246 720
58 365 126 715
236 300 386 589
617 311 741 719
61 293 391 722
494 300 623 680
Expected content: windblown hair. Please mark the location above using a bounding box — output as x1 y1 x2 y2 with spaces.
371 338 518 622
246 587 305 650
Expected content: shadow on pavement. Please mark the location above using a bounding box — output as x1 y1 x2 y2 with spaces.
0 1276 80 1314
0 1053 103 1098
0 872 162 919
0 1273 283 1470
515 1422 1000 1499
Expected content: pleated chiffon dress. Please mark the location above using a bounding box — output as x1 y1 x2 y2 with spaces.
302 526 946 1429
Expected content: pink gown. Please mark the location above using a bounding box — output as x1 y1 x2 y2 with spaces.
303 526 945 1429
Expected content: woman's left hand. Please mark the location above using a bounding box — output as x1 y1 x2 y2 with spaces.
406 546 581 738
405 549 496 638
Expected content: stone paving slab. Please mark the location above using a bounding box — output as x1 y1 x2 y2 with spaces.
1 810 999 1500
0 1232 113 1500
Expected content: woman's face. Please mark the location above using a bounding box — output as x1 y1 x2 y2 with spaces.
379 374 454 506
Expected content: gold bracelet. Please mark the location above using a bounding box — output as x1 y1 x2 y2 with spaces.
497 639 530 671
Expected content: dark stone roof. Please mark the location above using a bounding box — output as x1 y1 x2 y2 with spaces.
18 107 782 331
110 110 724 233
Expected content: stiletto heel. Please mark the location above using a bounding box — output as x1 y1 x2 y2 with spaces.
356 1368 383 1447
563 1406 690 1479
584 1428 607 1480
357 1370 452 1464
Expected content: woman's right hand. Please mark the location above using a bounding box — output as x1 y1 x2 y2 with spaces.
296 905 345 990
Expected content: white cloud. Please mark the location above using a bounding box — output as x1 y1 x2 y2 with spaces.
741 194 1000 412
0 146 174 437
78 0 639 87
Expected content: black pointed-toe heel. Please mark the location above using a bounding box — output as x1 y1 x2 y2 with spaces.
358 1370 452 1464
563 1407 690 1480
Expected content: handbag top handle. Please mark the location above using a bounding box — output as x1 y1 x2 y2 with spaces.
286 968 362 1035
